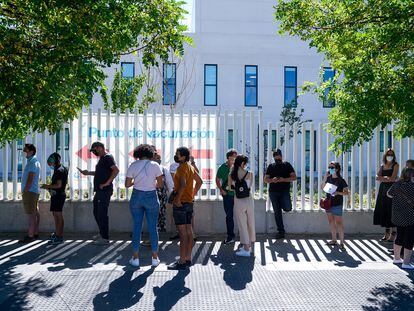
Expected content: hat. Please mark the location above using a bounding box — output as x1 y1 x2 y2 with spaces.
90 141 104 150
273 148 282 156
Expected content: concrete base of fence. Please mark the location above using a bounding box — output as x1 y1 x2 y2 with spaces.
0 200 382 235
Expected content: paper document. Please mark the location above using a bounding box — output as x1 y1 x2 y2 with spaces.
323 183 337 195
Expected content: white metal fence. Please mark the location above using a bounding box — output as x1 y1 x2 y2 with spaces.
1 109 413 211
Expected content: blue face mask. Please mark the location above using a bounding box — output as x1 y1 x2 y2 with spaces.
329 168 336 175
49 165 55 170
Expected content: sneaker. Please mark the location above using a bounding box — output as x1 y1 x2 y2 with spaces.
92 234 100 240
275 232 285 239
129 257 140 267
402 263 414 270
169 234 180 240
50 237 64 245
193 234 198 242
18 236 35 244
48 235 57 244
185 260 192 267
167 260 188 270
235 248 251 257
223 237 235 245
34 234 40 239
151 258 160 267
393 259 404 264
92 237 109 246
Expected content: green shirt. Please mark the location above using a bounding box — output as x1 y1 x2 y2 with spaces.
216 162 234 196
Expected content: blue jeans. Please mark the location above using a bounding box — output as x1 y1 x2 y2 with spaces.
269 191 292 233
222 195 235 239
129 189 160 253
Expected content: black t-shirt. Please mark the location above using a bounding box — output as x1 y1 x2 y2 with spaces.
326 176 348 206
94 154 116 192
51 165 68 195
266 161 295 192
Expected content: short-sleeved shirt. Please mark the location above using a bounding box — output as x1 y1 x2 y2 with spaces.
326 176 348 206
126 160 163 191
388 181 414 226
216 162 234 196
169 162 179 175
51 165 68 196
266 161 295 192
22 155 41 194
94 154 116 192
174 162 196 203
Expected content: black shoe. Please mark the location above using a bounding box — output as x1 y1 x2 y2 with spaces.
186 260 192 267
193 235 198 242
167 260 189 270
223 237 235 245
275 232 285 239
18 236 35 244
34 234 39 239
169 234 180 240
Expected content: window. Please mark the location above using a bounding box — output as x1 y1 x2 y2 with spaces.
323 67 335 108
305 130 317 171
163 63 176 105
284 66 297 107
204 65 217 106
121 62 135 79
263 130 277 153
56 128 70 151
380 130 393 153
245 65 258 107
228 129 234 149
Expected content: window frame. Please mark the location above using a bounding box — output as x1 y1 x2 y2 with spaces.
322 67 335 108
204 64 218 106
284 66 297 108
163 63 177 106
244 65 258 107
121 62 135 79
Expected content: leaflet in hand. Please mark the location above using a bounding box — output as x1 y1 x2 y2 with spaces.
323 183 337 195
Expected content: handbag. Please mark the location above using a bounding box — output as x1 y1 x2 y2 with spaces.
319 197 332 210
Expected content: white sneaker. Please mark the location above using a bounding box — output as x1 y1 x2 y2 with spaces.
235 248 251 257
402 263 414 270
152 258 160 267
393 259 404 264
129 257 140 267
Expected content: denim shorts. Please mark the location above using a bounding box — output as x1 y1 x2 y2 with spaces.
326 205 343 216
173 202 194 225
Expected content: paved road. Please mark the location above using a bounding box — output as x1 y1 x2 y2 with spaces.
0 234 413 311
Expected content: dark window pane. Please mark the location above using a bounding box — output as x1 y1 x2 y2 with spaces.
245 66 257 86
121 63 134 79
163 85 175 105
285 67 296 87
284 87 297 107
323 68 334 82
205 85 217 106
205 65 217 85
245 86 257 106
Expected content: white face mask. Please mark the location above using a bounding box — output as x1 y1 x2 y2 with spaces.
386 156 394 162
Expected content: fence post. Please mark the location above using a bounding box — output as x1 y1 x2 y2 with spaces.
259 110 264 199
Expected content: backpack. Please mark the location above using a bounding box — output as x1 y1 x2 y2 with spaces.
234 171 250 199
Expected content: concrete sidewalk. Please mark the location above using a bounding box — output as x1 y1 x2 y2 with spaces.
0 234 413 310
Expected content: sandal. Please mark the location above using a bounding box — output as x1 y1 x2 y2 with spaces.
325 241 338 246
339 243 346 251
380 229 391 241
386 231 397 242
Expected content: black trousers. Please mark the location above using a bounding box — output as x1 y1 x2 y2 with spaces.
395 225 414 249
93 190 112 239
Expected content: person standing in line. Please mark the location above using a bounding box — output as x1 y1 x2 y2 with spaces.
321 162 349 251
19 144 41 243
264 149 297 239
77 142 119 245
228 155 256 257
40 153 68 245
387 167 414 270
406 159 414 169
125 144 164 268
168 147 203 270
216 149 238 244
373 149 399 242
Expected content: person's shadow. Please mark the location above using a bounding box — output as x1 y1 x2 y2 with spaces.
93 267 154 311
210 244 255 291
153 269 191 311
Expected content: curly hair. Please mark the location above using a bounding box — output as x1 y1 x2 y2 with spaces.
133 144 154 159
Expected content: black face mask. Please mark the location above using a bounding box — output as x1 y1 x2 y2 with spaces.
174 155 180 163
275 158 282 164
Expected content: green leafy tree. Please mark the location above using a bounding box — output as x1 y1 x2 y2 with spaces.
275 0 414 152
279 104 311 146
0 0 190 144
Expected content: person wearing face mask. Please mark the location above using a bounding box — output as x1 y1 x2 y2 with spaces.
40 153 68 245
216 149 238 244
77 142 119 245
19 144 41 243
374 149 399 242
321 162 349 250
264 149 297 239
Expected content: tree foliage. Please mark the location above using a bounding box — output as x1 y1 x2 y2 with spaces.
275 0 414 152
0 0 190 144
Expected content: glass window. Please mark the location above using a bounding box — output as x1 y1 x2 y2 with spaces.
56 128 70 151
163 63 176 105
284 67 297 107
305 130 317 171
228 129 234 149
245 65 258 107
204 65 217 106
323 67 335 108
121 62 135 79
379 130 393 153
